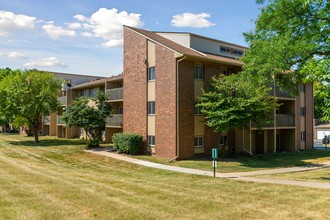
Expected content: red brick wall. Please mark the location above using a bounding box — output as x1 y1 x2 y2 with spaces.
178 60 195 159
123 28 148 151
154 45 177 158
305 83 314 150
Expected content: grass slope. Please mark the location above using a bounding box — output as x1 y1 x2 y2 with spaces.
0 134 329 219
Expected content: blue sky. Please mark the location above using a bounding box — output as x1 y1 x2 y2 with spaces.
0 0 263 77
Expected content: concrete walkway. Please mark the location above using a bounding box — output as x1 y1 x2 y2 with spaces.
85 149 330 189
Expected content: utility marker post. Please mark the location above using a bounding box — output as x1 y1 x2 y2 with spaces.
212 148 218 178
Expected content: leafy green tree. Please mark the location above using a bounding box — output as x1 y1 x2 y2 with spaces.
0 69 61 142
242 0 329 90
0 68 20 127
314 81 330 121
63 91 112 147
197 74 278 132
242 0 329 120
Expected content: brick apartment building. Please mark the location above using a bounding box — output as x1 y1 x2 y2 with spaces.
123 26 313 159
42 74 123 142
40 26 313 160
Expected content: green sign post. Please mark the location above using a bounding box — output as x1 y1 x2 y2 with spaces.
212 148 218 178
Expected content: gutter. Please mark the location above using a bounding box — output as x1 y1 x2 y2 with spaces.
171 55 187 161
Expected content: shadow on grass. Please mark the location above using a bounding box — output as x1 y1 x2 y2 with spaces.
173 150 330 169
8 139 87 147
231 150 330 169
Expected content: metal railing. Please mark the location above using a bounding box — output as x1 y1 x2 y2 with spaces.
57 96 67 105
42 116 50 125
272 86 294 98
57 116 65 125
106 114 123 127
105 87 123 101
276 114 295 127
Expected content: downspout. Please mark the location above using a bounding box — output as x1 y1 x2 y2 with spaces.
169 55 186 162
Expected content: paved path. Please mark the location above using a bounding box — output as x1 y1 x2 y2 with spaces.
86 149 330 189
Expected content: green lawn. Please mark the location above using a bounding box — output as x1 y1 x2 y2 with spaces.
260 167 330 183
135 150 330 173
0 134 330 219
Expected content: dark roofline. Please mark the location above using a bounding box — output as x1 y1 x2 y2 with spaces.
49 71 105 78
124 26 243 66
72 74 123 89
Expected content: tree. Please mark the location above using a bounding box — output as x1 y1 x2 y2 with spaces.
63 91 112 147
242 0 329 90
0 68 20 127
197 74 278 133
314 81 330 121
0 69 61 142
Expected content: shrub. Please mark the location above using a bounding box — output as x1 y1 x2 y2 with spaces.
112 133 143 155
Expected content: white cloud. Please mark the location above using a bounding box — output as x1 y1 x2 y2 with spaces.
0 11 36 36
66 22 82 29
73 8 143 47
7 51 27 58
24 57 67 68
42 23 76 39
171 13 215 28
0 51 27 58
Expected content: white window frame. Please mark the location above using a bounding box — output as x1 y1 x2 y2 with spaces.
194 65 204 80
148 66 155 81
147 135 155 146
194 136 204 148
147 101 155 115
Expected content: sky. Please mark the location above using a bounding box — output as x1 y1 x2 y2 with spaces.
0 0 263 77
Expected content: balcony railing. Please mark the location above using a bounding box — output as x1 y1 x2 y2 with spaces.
272 86 294 98
57 116 65 125
106 114 123 127
105 87 123 101
57 96 67 105
276 114 295 127
42 116 50 125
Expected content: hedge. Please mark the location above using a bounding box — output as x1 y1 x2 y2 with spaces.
112 133 143 155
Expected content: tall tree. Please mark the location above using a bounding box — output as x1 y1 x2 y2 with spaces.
0 68 20 127
0 69 61 142
63 91 112 147
242 0 329 89
314 81 330 121
197 74 278 132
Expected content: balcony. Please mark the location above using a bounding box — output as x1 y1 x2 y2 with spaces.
57 116 65 125
106 114 123 127
272 86 294 99
276 114 295 127
57 96 67 105
42 116 50 125
105 87 123 101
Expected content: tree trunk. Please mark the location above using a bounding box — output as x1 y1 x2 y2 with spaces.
34 121 39 143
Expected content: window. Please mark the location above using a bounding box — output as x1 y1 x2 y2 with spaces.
301 131 306 141
194 136 204 147
118 107 123 114
194 65 204 80
147 101 155 115
194 104 202 115
119 82 123 87
147 135 155 146
148 67 155 81
220 46 244 56
219 135 228 146
300 107 306 116
79 90 84 97
88 88 93 97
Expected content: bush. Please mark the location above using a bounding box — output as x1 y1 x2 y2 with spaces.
112 133 143 155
